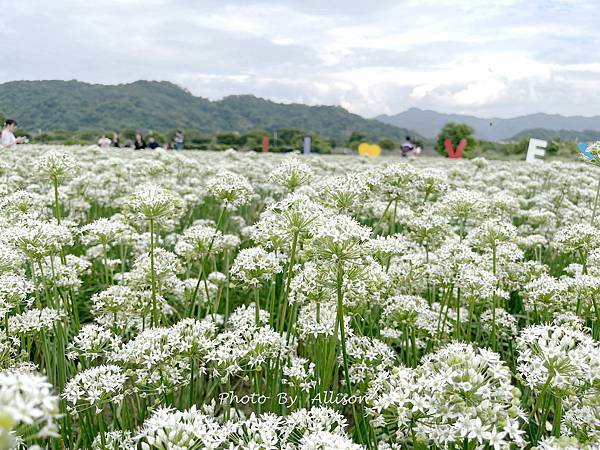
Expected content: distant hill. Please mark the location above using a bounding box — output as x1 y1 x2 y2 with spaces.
377 107 600 141
0 80 416 141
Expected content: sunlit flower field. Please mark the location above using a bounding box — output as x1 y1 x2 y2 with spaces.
1 145 599 450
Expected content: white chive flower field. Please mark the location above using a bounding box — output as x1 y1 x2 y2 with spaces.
1 145 600 450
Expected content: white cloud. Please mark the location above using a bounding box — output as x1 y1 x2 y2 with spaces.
453 79 507 106
1 0 599 118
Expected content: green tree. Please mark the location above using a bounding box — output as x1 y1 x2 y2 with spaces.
546 139 560 156
436 123 477 157
307 133 332 154
216 132 243 146
182 129 211 149
507 139 529 156
75 130 104 142
147 132 166 145
348 131 366 146
378 138 396 150
36 130 72 143
277 129 304 147
120 129 138 141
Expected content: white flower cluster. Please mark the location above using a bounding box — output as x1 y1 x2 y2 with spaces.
307 215 371 261
66 323 120 361
81 217 132 246
0 274 34 319
517 322 600 394
9 307 64 336
0 369 60 447
230 246 284 287
134 405 361 449
367 343 525 449
341 335 396 386
5 219 73 260
127 184 180 222
380 295 445 346
174 223 223 260
34 150 79 183
481 307 519 338
62 364 128 413
269 158 315 191
207 170 254 207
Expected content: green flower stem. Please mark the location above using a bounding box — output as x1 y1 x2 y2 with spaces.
189 357 195 409
552 395 562 437
335 260 371 447
52 176 80 330
455 287 461 339
268 281 276 328
528 372 554 443
254 287 261 327
52 177 62 225
335 260 359 433
102 242 110 286
36 260 54 308
278 231 299 333
591 175 600 225
254 369 262 415
389 200 398 235
190 204 228 317
491 245 497 351
149 217 158 327
373 199 394 234
224 251 231 321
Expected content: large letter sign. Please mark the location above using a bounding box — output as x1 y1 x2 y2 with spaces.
578 143 595 160
303 136 311 155
444 138 466 159
526 138 547 164
358 143 381 157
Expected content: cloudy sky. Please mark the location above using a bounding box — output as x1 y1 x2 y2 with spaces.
2 0 599 118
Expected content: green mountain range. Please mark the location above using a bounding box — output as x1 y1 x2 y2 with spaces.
509 128 600 142
0 80 415 141
377 107 600 142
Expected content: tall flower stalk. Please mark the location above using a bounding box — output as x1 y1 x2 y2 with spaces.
126 184 179 327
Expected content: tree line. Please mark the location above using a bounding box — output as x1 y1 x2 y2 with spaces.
0 111 424 154
2 109 582 158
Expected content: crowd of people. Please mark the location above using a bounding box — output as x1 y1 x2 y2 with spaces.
97 130 185 150
0 119 186 150
2 118 420 156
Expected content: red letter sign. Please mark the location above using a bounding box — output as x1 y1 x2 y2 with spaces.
444 138 467 159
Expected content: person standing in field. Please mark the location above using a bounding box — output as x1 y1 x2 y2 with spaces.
134 132 146 150
174 130 184 150
147 136 160 150
401 136 415 157
1 119 27 149
98 134 111 148
112 132 121 148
